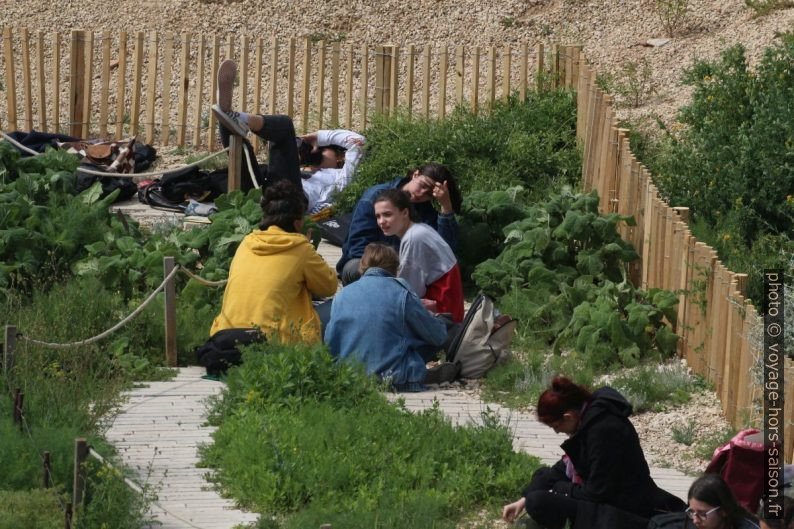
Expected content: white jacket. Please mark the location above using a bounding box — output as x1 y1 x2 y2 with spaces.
301 129 365 214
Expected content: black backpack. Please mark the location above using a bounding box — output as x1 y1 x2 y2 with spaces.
195 328 265 376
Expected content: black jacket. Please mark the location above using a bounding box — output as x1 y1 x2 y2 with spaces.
555 387 685 519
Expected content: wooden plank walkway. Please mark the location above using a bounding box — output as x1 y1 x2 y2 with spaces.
105 367 258 529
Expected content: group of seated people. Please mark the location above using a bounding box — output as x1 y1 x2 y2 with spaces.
209 60 464 388
208 60 792 529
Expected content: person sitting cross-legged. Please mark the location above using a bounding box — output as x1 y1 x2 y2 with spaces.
324 243 454 391
211 59 365 213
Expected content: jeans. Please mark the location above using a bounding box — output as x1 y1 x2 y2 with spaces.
218 114 302 191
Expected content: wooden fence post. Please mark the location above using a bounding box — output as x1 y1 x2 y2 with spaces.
3 27 18 131
374 45 392 116
535 42 544 93
69 30 86 138
13 388 23 429
72 438 88 509
43 451 51 488
163 256 177 367
3 324 16 376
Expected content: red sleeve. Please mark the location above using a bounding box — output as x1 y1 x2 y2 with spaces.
424 263 465 322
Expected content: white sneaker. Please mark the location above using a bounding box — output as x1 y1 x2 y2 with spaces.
212 104 249 137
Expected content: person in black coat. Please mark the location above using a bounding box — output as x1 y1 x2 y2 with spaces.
502 376 686 529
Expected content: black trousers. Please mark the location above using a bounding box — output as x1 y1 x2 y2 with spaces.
522 461 580 529
218 114 302 191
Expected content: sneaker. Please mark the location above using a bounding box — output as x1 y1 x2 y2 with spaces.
212 104 250 137
216 59 236 112
423 362 460 385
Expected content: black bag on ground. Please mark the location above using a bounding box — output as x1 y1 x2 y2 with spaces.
74 163 138 202
317 212 353 247
195 328 265 376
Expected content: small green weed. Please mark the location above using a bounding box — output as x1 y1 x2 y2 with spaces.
695 427 736 461
501 16 518 28
615 58 655 108
654 0 689 38
671 419 697 446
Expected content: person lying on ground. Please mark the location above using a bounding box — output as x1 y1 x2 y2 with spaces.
502 376 685 529
211 59 365 213
336 162 462 284
210 179 337 344
324 243 455 390
373 189 464 322
683 474 760 529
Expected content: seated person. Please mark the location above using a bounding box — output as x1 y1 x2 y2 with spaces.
373 189 464 322
684 474 760 529
211 59 365 212
324 243 448 391
210 180 338 343
336 162 462 285
502 376 685 529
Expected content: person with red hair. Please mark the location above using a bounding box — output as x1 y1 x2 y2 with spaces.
502 376 685 529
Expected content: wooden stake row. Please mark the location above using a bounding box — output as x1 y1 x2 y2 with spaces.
1 27 557 148
577 52 794 463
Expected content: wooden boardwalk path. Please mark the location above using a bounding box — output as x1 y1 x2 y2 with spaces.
105 367 258 529
104 237 691 528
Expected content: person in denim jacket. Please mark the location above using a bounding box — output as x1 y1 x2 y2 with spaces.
324 243 447 391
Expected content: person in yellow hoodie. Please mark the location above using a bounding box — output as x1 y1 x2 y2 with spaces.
210 180 338 343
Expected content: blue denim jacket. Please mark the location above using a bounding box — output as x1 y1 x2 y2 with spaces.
336 177 459 273
325 267 448 390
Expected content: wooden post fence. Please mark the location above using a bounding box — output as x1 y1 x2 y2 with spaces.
72 438 88 509
163 256 177 367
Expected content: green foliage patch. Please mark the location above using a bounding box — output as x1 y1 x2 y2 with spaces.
336 93 580 213
473 188 679 372
201 342 539 528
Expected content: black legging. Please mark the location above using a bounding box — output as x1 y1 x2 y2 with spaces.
218 114 302 191
522 461 580 529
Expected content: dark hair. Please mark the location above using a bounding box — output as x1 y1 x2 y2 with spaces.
373 189 419 222
298 139 346 167
259 179 305 232
757 496 793 529
536 376 592 425
410 162 462 214
688 474 755 529
359 243 399 276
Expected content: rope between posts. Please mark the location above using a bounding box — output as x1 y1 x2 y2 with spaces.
0 131 230 178
17 265 181 349
87 448 210 529
178 267 228 287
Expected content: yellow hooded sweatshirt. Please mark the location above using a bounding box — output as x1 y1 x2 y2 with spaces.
210 226 338 344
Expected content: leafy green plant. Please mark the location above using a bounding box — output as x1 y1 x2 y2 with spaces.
473 188 679 370
654 0 689 38
201 342 540 528
695 427 736 461
0 489 63 529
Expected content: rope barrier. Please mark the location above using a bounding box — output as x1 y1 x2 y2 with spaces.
0 130 230 179
17 265 181 349
178 267 227 287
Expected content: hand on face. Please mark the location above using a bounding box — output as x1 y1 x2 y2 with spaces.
432 180 453 214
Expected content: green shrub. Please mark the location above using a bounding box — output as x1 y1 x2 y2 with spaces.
0 489 63 529
472 188 679 371
610 362 701 413
75 458 154 529
335 92 580 213
201 343 539 528
744 0 794 16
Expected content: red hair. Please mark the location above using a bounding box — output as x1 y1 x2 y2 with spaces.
536 376 592 425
